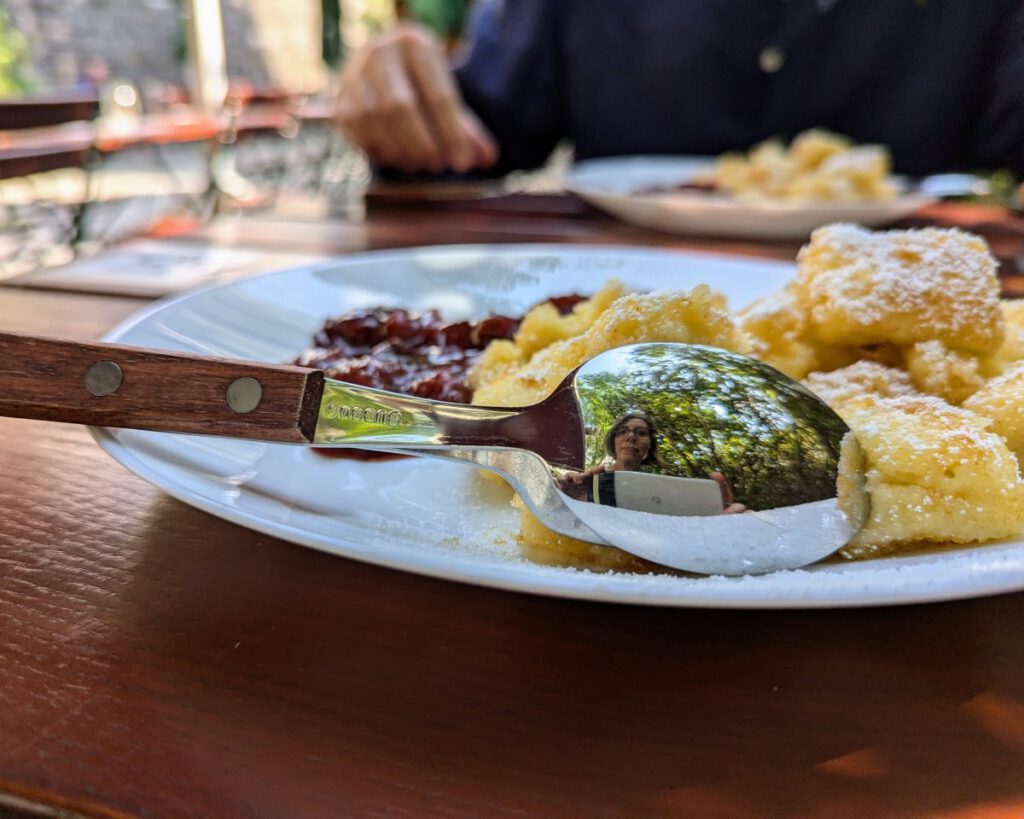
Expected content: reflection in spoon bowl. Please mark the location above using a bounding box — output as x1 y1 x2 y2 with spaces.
573 344 850 511
565 496 856 576
442 343 869 575
538 343 870 573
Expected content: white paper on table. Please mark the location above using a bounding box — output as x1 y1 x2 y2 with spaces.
2 239 325 297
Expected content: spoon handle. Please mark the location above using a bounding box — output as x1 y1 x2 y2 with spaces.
0 331 325 443
313 377 584 467
0 331 585 467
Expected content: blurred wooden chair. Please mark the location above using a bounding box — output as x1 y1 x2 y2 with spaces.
86 96 220 244
0 92 100 276
0 89 228 275
211 83 343 209
208 84 299 209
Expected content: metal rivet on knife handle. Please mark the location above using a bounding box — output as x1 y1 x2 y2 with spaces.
85 360 123 397
226 376 263 413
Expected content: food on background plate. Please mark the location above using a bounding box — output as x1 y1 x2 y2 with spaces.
690 129 900 203
296 223 1024 573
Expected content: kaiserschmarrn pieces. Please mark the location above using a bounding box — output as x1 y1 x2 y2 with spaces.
738 284 870 380
802 361 917 409
738 224 1024 564
511 280 628 361
902 340 995 405
471 284 748 407
469 280 627 394
513 495 653 573
962 363 1024 461
998 300 1024 362
838 396 1024 558
794 224 1004 354
741 224 1006 386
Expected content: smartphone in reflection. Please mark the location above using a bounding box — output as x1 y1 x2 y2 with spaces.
592 471 724 516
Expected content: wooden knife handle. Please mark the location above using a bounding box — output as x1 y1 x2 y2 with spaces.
0 331 325 443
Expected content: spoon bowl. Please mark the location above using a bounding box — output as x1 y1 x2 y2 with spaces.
424 343 867 574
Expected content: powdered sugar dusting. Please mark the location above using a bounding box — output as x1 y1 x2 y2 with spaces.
797 224 1003 352
803 360 917 407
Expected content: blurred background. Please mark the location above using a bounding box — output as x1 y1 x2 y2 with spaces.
0 0 471 104
0 0 477 278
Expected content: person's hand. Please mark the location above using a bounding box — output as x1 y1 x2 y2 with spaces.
558 471 589 502
709 471 747 515
335 23 499 174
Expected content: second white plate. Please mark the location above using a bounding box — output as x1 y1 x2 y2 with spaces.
567 156 933 240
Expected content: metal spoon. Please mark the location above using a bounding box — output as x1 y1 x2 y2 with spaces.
0 332 867 575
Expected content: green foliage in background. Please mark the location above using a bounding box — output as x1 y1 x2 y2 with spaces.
0 9 34 97
322 0 344 67
576 346 845 510
977 169 1021 210
359 0 398 36
406 0 471 39
173 0 189 64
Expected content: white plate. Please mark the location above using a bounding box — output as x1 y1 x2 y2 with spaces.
94 245 1024 608
567 156 934 240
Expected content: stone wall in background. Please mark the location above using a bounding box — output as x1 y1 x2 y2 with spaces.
4 0 328 102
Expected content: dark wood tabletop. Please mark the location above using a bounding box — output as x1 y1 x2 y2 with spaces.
3 196 1024 818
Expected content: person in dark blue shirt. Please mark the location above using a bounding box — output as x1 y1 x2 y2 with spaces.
334 0 1024 178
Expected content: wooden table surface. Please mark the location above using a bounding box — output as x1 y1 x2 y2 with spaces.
3 196 1024 819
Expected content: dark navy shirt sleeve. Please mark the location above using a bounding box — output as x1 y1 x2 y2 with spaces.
452 0 566 174
967 1 1024 176
453 0 1024 177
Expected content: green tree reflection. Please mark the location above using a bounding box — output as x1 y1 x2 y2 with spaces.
576 346 846 510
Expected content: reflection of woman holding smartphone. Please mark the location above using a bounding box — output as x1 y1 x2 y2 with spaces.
560 413 661 502
560 413 745 513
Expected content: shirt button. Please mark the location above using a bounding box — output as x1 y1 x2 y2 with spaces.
759 46 785 73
